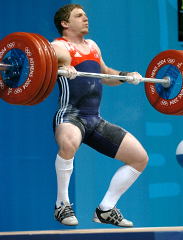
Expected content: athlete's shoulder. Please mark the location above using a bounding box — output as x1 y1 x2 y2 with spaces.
86 39 97 47
51 38 73 54
86 39 101 56
51 38 67 47
51 38 72 65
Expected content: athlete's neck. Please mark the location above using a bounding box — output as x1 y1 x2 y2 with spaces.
62 33 86 44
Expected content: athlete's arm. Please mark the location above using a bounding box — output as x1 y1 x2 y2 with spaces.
51 40 71 66
51 40 77 79
89 40 142 86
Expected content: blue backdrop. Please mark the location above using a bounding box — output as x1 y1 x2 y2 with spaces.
0 0 182 231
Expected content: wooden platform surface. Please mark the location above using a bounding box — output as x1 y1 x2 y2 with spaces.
0 226 183 236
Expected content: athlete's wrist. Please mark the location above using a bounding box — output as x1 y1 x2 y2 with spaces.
118 71 130 83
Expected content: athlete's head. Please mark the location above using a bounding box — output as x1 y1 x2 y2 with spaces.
54 4 88 36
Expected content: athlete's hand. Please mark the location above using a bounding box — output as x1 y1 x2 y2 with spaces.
126 72 142 85
59 66 78 79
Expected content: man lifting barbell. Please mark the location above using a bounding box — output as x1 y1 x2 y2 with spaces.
0 2 179 228
0 0 181 229
51 4 148 227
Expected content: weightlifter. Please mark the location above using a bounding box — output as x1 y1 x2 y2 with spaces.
51 4 148 227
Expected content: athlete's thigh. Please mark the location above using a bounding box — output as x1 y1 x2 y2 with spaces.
115 132 147 165
84 118 127 158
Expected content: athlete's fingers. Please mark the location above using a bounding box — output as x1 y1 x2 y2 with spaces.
127 72 142 85
59 66 78 79
67 66 78 79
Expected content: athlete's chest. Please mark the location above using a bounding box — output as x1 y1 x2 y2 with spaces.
70 42 91 55
68 44 100 66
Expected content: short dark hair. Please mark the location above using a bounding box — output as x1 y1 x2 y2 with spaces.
54 4 83 35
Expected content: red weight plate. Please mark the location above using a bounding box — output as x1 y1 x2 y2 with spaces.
0 32 46 105
145 50 183 115
30 33 58 104
44 41 58 99
25 33 52 105
37 35 58 102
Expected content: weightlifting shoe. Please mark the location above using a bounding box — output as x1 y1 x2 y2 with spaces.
54 201 78 226
93 206 133 227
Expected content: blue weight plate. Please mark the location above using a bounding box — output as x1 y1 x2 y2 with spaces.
155 64 182 100
1 48 29 88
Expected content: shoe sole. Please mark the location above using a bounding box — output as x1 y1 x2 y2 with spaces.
55 216 79 226
93 217 133 227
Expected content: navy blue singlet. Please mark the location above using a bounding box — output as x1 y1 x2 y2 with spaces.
55 38 102 125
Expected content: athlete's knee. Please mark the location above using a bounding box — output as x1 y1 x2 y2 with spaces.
140 150 149 170
126 148 148 172
58 136 80 158
131 148 149 172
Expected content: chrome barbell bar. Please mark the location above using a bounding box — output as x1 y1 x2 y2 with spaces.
0 62 171 88
58 69 171 88
0 63 13 71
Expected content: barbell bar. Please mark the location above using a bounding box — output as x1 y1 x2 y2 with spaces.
57 68 171 87
0 63 13 71
0 32 182 115
0 62 171 86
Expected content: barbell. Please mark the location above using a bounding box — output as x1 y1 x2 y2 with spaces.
0 32 182 115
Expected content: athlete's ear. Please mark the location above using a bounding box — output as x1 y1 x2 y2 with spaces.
61 20 69 29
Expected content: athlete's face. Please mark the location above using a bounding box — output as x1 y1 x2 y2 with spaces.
66 8 89 35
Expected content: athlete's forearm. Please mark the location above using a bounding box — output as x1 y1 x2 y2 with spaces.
101 67 125 86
